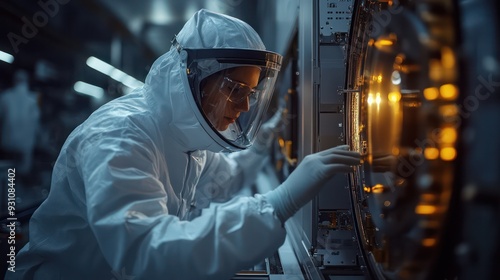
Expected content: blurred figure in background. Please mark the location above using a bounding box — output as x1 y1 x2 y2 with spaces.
0 69 40 176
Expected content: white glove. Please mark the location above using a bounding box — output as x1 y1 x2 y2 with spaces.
251 107 286 154
264 145 361 222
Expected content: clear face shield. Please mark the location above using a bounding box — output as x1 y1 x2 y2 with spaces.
178 47 282 151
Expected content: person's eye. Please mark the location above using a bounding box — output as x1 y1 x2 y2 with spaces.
233 87 245 97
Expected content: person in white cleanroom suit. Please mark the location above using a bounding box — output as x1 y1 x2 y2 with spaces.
7 9 360 280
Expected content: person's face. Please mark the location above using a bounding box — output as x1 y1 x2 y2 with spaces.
201 67 261 131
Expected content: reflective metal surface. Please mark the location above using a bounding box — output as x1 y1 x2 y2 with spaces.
346 0 460 278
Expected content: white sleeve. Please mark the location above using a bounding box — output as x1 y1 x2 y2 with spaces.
227 146 271 187
196 149 270 205
80 131 285 280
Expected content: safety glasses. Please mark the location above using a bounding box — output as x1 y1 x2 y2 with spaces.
177 44 282 151
220 77 260 105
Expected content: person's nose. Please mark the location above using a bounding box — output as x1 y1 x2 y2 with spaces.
233 97 250 112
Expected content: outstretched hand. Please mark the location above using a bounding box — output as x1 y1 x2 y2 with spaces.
265 145 361 222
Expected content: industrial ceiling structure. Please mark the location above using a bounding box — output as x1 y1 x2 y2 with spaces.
0 0 263 95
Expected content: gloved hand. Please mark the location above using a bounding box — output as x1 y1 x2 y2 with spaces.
251 107 286 154
264 145 361 222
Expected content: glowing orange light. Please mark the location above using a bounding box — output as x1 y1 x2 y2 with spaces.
388 91 401 103
424 147 439 160
440 84 459 100
415 205 437 214
440 127 457 144
441 46 456 69
278 138 285 147
375 39 394 49
440 147 457 161
422 238 437 247
372 184 385 194
423 87 439 100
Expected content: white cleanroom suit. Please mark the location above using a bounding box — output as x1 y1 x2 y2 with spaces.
9 9 285 280
8 8 360 280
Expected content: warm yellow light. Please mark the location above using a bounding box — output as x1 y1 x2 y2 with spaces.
392 147 400 155
375 39 394 49
375 92 382 105
278 138 285 148
388 91 401 103
440 127 457 144
423 87 439 100
368 39 375 46
377 75 383 83
367 93 374 105
441 46 456 69
372 184 385 194
440 84 459 100
424 147 439 160
363 186 371 193
422 238 437 247
440 147 457 161
415 205 437 214
359 124 365 133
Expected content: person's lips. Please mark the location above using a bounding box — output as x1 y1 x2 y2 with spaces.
224 117 236 123
224 116 237 123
